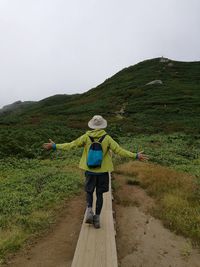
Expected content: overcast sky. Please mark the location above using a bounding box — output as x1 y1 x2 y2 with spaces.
0 0 199 108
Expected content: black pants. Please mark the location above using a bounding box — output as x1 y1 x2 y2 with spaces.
85 172 109 215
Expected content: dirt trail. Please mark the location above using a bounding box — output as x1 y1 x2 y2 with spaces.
3 193 85 267
114 174 200 267
2 174 200 267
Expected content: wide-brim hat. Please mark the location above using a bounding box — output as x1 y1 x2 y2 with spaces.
88 115 107 129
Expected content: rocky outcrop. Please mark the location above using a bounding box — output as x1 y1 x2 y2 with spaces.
146 80 163 85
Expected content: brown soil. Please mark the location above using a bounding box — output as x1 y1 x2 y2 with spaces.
114 174 200 267
2 193 85 267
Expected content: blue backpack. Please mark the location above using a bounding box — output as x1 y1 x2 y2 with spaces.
87 134 107 168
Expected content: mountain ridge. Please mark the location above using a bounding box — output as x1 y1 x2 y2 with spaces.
1 57 199 110
0 57 199 158
0 57 200 134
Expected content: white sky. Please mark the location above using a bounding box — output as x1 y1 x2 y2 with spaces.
0 0 200 108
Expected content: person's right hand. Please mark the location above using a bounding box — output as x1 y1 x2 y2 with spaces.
43 139 55 150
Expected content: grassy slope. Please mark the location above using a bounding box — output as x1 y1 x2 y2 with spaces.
1 57 200 132
0 57 199 158
0 57 200 260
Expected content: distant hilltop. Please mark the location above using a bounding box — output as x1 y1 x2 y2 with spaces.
0 100 36 113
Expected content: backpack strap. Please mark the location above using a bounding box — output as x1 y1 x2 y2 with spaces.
88 136 95 143
88 134 107 143
98 134 107 143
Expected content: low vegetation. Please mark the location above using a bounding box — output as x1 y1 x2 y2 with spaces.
115 160 200 244
119 133 200 177
0 155 83 262
114 133 200 244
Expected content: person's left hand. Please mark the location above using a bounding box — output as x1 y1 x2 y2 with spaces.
43 139 55 150
137 151 149 161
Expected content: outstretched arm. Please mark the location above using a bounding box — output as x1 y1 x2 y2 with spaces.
43 135 86 151
108 136 148 161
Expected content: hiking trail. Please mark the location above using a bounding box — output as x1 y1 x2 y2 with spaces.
2 174 200 267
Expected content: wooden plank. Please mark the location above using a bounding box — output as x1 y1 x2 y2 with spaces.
71 173 118 267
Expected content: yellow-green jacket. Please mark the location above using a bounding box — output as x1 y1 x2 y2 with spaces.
55 129 137 172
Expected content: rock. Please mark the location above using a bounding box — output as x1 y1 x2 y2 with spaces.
119 107 125 114
115 103 127 118
168 62 174 67
146 80 163 85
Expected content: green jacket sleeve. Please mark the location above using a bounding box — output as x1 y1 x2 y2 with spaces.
56 134 86 151
108 136 137 159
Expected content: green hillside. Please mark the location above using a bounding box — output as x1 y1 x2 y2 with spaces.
0 57 200 158
0 58 200 260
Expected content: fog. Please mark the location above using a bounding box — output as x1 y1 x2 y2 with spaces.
0 0 199 108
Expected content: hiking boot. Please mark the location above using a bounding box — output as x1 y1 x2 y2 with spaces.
85 208 94 224
93 215 100 229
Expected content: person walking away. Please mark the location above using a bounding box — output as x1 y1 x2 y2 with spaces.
43 115 148 228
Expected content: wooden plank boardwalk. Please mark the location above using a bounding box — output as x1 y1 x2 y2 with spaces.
71 173 118 267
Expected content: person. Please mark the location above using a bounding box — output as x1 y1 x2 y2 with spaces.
43 115 148 228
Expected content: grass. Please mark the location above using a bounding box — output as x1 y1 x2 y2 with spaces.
1 131 199 260
115 161 200 245
118 132 200 178
0 57 199 259
126 178 140 186
0 228 27 264
0 155 83 262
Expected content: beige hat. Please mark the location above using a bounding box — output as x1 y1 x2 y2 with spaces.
88 115 107 129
